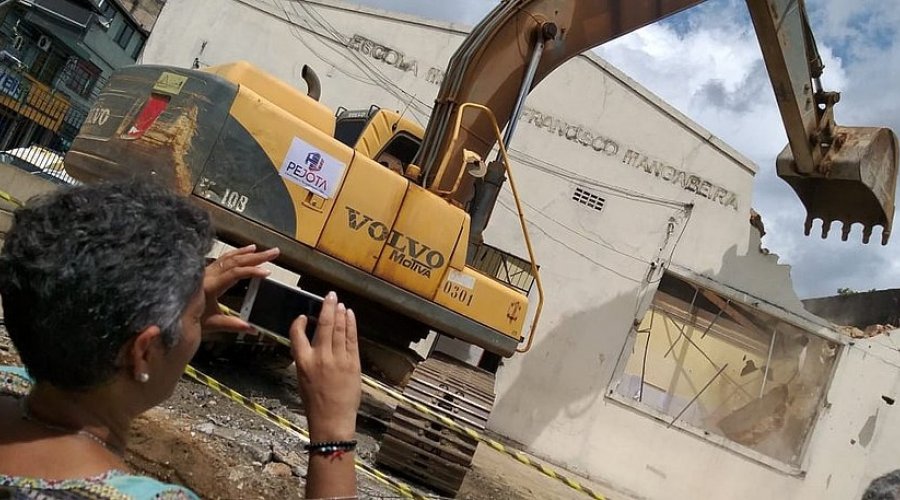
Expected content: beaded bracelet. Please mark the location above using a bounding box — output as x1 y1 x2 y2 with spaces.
304 440 357 456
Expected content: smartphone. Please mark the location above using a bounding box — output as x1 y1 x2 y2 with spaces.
239 277 324 340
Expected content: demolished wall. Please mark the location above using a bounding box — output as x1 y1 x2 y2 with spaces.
804 290 900 330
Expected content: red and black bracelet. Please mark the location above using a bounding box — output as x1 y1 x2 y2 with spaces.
304 440 357 460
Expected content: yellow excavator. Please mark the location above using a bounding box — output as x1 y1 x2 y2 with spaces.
64 0 898 494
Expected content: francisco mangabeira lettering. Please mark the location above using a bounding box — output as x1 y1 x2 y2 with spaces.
620 150 739 211
519 107 741 211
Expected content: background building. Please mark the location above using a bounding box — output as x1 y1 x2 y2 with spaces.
0 0 161 171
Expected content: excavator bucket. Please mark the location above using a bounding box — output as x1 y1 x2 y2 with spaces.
777 126 899 245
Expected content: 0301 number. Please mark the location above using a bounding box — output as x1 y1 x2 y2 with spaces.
443 281 474 307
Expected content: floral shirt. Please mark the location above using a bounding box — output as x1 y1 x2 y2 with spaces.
0 366 199 500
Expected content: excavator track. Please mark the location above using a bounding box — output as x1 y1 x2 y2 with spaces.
376 353 495 496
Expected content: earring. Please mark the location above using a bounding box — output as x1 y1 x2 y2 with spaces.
137 373 150 383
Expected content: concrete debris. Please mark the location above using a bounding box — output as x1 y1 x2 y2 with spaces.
839 324 897 339
272 443 304 468
263 462 293 478
248 442 273 464
226 464 255 484
750 209 766 238
195 422 216 435
749 209 771 255
193 420 272 463
718 385 788 446
865 324 895 337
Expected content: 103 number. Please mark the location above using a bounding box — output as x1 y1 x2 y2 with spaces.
222 189 249 213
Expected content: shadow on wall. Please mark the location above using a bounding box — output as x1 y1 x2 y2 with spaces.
493 289 638 446
492 229 813 447
712 230 806 316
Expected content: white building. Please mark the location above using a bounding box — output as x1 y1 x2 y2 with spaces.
143 1 900 498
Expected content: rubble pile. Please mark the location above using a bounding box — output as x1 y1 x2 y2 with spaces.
839 324 898 339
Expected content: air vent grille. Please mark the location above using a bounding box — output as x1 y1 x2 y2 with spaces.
572 186 604 212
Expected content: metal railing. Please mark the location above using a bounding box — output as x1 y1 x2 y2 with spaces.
469 243 537 295
0 60 88 185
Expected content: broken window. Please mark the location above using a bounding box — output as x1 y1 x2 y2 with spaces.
609 272 839 467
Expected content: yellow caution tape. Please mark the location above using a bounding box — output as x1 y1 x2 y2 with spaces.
0 189 22 208
183 364 429 500
358 376 608 500
216 303 609 500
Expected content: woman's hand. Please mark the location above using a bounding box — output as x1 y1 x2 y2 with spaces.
202 244 280 334
289 292 361 442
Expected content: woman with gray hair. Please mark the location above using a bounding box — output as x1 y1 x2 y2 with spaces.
0 180 361 499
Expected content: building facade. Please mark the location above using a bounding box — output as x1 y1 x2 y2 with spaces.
0 0 157 167
142 1 900 498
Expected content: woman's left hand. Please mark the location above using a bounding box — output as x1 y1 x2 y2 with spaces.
202 244 280 334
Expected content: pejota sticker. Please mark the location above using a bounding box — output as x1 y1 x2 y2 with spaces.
279 137 346 199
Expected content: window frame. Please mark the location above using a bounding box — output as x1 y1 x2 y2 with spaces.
130 36 145 60
374 131 421 168
605 267 844 474
114 22 134 49
100 2 116 19
60 57 101 98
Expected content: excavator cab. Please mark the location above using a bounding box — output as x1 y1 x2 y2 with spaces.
333 105 379 147
777 126 898 245
335 105 425 181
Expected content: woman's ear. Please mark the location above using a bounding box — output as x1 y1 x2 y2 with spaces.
128 325 162 383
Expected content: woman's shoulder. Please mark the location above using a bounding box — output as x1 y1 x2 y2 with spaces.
0 365 31 398
106 471 200 499
0 470 200 499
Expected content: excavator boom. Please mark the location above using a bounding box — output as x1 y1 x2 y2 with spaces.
747 0 898 244
416 0 705 196
417 0 898 245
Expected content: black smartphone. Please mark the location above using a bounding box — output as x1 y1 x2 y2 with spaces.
239 277 324 340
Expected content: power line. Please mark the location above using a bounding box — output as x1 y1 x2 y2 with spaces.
500 190 653 265
270 0 432 124
274 0 701 215
290 1 435 118
495 198 646 283
508 148 689 210
648 207 693 284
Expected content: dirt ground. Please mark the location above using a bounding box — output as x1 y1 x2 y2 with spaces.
0 326 621 499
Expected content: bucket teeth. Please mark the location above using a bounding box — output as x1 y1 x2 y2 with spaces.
803 217 888 245
841 222 851 241
820 220 832 239
776 126 898 246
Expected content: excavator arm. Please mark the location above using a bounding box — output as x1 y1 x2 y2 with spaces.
748 0 898 244
416 0 898 245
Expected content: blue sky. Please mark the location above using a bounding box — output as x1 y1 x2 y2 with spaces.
349 0 900 298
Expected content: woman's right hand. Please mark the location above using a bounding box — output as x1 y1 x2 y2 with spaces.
289 292 361 442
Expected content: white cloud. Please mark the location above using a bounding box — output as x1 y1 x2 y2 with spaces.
597 0 900 298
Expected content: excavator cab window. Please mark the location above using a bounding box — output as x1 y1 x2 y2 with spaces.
333 105 379 147
375 132 420 176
